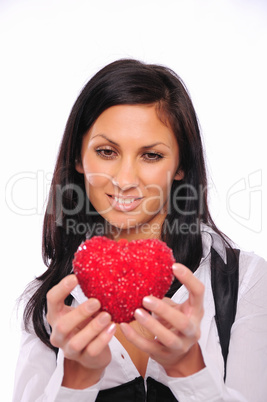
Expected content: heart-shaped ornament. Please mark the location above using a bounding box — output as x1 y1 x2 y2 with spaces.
72 236 175 323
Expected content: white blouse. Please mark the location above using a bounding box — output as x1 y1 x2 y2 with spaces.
12 226 267 402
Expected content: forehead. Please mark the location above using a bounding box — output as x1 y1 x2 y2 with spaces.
88 104 177 146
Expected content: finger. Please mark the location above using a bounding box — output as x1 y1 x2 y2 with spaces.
142 297 196 337
172 264 205 309
47 275 78 317
50 298 101 345
120 323 157 355
85 323 117 357
162 297 178 307
65 312 112 357
151 298 178 323
136 308 185 349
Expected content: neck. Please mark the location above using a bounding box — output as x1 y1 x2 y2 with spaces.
107 221 163 242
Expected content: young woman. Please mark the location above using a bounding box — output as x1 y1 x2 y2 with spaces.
13 59 267 401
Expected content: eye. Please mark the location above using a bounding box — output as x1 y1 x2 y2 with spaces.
142 152 164 162
96 147 117 159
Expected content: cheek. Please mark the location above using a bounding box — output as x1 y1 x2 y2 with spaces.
82 159 112 188
86 174 111 188
143 163 176 192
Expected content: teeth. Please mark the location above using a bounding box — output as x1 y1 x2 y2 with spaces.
114 197 136 204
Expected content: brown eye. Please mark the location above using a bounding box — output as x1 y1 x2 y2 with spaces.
143 152 164 162
96 148 117 159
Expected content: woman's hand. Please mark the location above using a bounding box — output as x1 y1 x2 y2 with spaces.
120 263 205 377
46 275 116 389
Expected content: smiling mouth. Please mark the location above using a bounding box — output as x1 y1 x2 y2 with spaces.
107 195 143 204
106 194 144 211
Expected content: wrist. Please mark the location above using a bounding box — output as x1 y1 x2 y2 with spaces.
62 358 104 390
164 343 205 378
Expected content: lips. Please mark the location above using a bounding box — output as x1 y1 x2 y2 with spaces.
107 194 143 212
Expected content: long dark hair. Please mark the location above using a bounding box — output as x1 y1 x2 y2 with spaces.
23 58 225 351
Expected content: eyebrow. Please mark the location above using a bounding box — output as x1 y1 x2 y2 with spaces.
90 133 171 149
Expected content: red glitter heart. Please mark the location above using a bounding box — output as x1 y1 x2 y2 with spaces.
72 236 175 323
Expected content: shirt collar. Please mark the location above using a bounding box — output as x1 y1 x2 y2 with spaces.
200 223 227 263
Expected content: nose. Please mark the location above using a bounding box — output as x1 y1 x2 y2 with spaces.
111 159 139 191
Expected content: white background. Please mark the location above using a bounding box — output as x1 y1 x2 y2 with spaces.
1 0 266 399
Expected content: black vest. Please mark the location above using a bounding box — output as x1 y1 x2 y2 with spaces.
95 247 240 402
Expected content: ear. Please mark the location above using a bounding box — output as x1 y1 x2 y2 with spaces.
174 168 184 181
75 159 84 174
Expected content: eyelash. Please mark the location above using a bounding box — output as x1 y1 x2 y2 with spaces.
95 148 164 163
143 152 164 162
96 148 115 159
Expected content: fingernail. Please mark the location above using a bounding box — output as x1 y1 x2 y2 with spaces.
106 322 117 335
143 296 158 308
85 298 100 312
120 323 131 335
135 308 149 322
98 312 111 325
172 264 186 276
64 275 77 288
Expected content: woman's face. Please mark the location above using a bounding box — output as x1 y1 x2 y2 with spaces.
76 104 184 240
